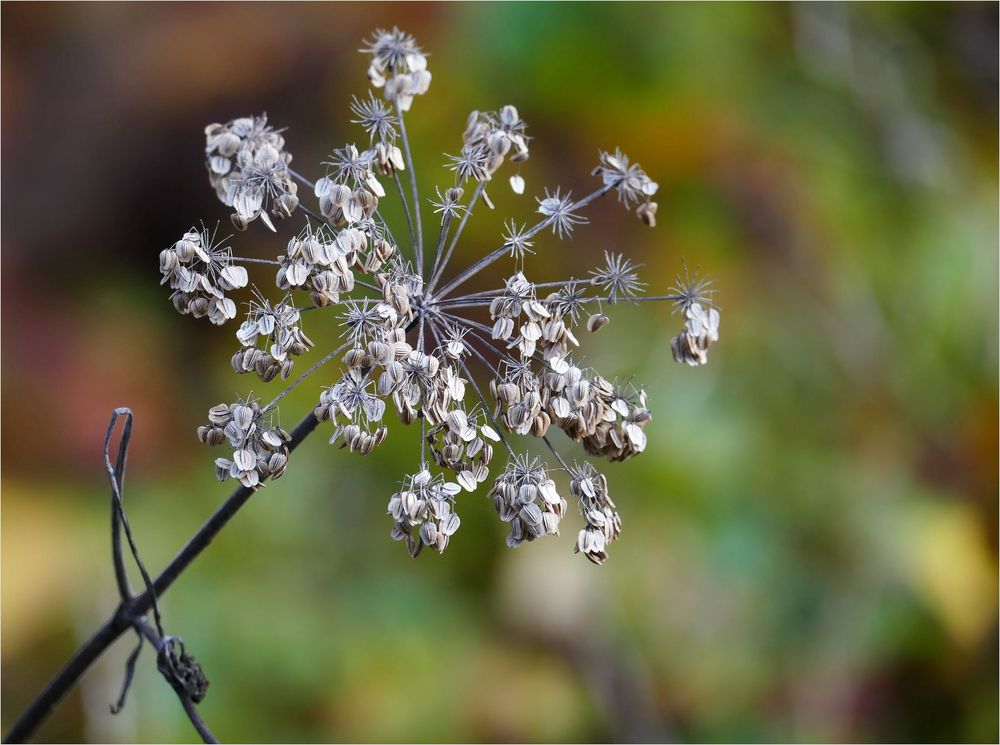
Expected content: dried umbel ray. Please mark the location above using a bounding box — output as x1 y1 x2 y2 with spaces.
160 27 721 565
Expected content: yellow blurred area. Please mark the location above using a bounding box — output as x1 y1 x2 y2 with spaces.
1 486 94 653
896 499 998 648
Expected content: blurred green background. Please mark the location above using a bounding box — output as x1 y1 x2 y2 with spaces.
2 3 997 742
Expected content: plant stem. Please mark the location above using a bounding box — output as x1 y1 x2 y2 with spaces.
288 167 315 190
425 181 483 295
440 279 577 304
261 341 350 415
433 293 680 312
433 184 612 300
231 256 282 266
395 103 423 272
2 411 321 744
393 171 417 258
133 619 218 744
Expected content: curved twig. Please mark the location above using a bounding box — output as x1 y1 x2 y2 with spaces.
2 410 321 744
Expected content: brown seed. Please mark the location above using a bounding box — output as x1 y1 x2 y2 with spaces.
636 200 657 227
587 313 610 333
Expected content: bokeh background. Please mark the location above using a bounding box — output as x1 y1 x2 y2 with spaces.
2 3 997 743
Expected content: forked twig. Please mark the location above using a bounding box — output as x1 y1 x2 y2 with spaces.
3 408 321 743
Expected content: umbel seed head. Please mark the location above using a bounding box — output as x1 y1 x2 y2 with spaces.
164 27 720 565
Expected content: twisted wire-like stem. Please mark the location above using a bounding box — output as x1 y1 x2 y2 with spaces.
5 299 427 743
133 619 219 744
3 409 322 744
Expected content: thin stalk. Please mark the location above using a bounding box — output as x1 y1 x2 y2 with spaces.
417 312 428 466
440 279 579 304
354 279 384 293
231 256 282 266
299 203 328 225
288 167 315 190
420 411 427 468
426 211 454 293
392 171 417 257
541 435 572 473
261 341 350 415
425 316 516 460
180 697 218 745
579 293 682 305
395 103 423 271
433 293 680 312
425 180 483 295
430 299 493 310
3 410 322 744
434 184 613 301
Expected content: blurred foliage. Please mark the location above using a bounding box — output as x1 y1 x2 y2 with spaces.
2 3 997 743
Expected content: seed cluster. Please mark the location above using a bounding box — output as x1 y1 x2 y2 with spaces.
233 298 313 382
159 228 248 325
570 463 623 566
162 27 721 565
197 400 291 488
387 469 461 557
205 115 299 232
363 27 432 113
488 455 568 549
671 302 721 367
450 106 530 201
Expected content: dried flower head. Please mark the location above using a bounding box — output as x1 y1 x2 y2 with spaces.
350 92 398 144
589 251 646 304
205 114 299 232
502 219 535 262
164 28 721 564
537 187 588 239
159 225 248 325
489 455 567 548
362 27 431 112
667 262 720 366
570 461 622 565
387 469 461 557
198 397 291 488
593 148 659 207
233 295 314 382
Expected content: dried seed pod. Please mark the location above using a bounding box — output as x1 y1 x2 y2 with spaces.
636 200 657 227
587 313 610 333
